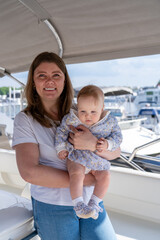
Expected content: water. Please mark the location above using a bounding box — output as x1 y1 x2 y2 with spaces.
0 104 22 119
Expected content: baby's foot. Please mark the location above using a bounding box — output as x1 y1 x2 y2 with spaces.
74 201 96 219
88 199 103 220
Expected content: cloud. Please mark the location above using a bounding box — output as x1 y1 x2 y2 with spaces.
68 54 160 88
1 55 160 88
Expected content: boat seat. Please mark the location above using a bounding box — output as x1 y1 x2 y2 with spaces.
0 134 12 150
0 190 37 240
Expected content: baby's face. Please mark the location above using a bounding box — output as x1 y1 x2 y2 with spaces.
77 96 104 126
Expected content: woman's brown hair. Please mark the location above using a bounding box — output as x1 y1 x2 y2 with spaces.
24 52 74 127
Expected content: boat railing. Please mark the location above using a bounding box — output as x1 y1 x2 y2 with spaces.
120 154 145 171
120 138 160 171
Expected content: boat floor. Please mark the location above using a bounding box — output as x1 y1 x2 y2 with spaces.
10 208 160 240
1 184 159 240
28 211 160 240
107 209 160 240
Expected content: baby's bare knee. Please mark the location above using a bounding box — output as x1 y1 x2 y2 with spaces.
94 170 110 182
68 161 85 178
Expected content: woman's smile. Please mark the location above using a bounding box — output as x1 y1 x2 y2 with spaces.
44 88 56 90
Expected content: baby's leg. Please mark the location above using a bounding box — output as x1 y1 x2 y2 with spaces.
88 171 110 218
67 159 85 200
92 170 110 199
67 159 97 219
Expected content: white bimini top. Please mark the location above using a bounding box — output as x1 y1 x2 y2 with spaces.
12 111 94 206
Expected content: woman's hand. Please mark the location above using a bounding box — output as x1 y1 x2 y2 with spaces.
68 125 121 160
68 125 97 151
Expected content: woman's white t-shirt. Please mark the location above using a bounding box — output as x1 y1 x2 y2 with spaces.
12 111 94 206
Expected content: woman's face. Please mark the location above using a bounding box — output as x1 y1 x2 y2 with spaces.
33 62 65 104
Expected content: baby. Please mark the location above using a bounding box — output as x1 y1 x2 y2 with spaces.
55 85 122 219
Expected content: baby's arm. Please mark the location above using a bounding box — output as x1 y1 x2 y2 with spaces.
106 115 123 151
58 150 69 160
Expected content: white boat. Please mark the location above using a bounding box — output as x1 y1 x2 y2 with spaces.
0 148 160 240
0 112 14 138
0 149 36 240
0 0 160 239
103 86 137 119
103 87 160 156
138 106 160 134
120 119 160 155
134 87 160 111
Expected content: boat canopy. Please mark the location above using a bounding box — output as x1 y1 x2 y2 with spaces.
102 86 133 96
0 0 160 76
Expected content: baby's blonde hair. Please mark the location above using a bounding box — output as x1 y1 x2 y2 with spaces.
77 85 104 103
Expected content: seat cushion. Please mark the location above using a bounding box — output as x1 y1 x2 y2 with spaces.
0 190 34 240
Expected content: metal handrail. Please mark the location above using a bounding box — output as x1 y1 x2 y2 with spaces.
128 153 160 163
119 138 160 171
120 154 145 171
128 138 160 162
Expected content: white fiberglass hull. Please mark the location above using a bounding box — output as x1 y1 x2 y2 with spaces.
105 166 160 240
121 126 160 155
0 149 160 239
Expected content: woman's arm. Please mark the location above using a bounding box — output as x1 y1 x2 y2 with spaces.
15 143 95 188
96 147 121 160
69 125 121 160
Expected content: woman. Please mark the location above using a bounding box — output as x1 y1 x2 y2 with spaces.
12 52 120 240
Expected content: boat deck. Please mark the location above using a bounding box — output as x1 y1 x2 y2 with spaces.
0 183 159 240
0 139 160 240
19 210 160 240
108 210 160 240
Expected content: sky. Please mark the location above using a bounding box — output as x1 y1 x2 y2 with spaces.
0 54 160 89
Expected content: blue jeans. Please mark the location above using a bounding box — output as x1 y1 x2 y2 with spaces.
32 198 117 240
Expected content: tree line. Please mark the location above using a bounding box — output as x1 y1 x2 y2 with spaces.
0 87 21 95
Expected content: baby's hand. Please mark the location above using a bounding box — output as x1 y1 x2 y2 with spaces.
58 150 68 160
96 138 108 152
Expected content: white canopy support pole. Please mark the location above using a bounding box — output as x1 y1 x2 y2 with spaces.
0 67 25 88
19 0 63 57
43 19 63 58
